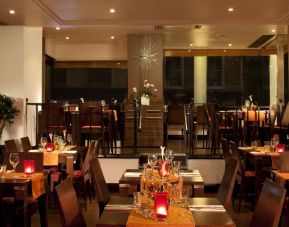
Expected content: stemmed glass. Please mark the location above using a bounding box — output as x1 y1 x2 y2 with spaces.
9 152 19 177
147 153 157 171
165 149 174 166
67 134 73 146
40 137 47 151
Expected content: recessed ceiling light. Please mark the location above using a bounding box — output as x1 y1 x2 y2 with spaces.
9 10 15 14
56 27 60 30
272 29 276 33
109 8 116 13
65 36 70 40
228 7 234 12
189 43 194 47
223 50 227 52
228 43 232 47
117 62 120 65
188 50 191 52
110 36 115 39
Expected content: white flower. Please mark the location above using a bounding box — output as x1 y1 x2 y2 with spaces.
150 84 155 88
144 80 148 84
133 87 138 93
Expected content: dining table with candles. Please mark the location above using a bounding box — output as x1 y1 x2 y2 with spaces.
0 171 48 227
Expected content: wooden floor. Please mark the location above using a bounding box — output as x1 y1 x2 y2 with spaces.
30 139 289 227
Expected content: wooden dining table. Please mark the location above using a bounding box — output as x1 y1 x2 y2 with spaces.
119 169 204 197
96 197 236 227
0 172 48 227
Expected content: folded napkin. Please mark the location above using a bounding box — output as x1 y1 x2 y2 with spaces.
29 149 40 152
105 204 133 211
250 151 265 155
189 205 226 212
238 147 253 150
180 172 200 176
62 150 77 154
124 172 142 177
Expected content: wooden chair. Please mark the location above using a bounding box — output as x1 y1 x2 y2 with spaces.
229 140 256 211
4 139 18 152
55 176 87 227
89 157 133 216
220 138 231 168
73 141 95 209
216 158 239 210
249 179 286 227
20 136 32 152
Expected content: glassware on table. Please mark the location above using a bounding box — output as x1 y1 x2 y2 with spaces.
165 149 174 166
133 192 142 213
9 152 19 177
0 164 7 179
168 161 181 204
264 141 270 152
40 137 47 151
148 153 157 170
66 134 73 145
177 188 189 207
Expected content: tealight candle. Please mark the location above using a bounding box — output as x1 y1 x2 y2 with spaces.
155 192 169 220
24 160 35 175
46 142 53 151
277 144 285 152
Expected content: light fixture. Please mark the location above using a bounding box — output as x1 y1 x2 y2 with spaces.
228 43 232 47
228 7 234 12
110 36 115 39
188 50 191 52
189 43 194 47
65 36 70 40
272 29 276 33
109 8 116 13
56 27 60 30
117 62 120 65
9 9 15 14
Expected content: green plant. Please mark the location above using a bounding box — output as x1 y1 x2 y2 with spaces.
0 94 19 125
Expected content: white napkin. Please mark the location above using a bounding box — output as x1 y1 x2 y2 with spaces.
238 147 253 150
189 205 226 212
105 204 133 211
180 171 200 176
62 150 77 154
250 151 265 155
124 172 141 177
29 149 40 152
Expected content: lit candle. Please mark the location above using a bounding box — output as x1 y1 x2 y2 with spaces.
155 192 169 220
24 160 35 175
277 144 285 152
46 142 53 151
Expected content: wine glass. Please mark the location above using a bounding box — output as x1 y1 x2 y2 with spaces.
40 137 47 150
9 153 19 177
67 134 73 145
147 153 157 170
165 149 174 166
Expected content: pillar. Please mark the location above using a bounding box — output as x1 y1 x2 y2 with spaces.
269 55 277 107
194 56 207 104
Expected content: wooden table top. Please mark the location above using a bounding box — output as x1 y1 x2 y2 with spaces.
96 197 236 227
119 169 204 186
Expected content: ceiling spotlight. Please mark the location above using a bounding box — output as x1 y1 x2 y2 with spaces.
228 7 234 12
188 50 191 52
56 27 60 30
117 62 120 65
109 8 116 13
110 36 115 39
189 43 194 47
9 9 15 14
65 36 70 40
228 43 232 47
272 29 276 33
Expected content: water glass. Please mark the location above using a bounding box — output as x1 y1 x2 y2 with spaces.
9 152 19 177
133 192 142 212
147 153 157 170
0 164 7 179
165 149 174 164
67 134 73 145
178 188 189 207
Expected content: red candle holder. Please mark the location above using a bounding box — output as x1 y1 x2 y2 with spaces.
277 144 285 152
155 192 169 220
24 160 35 175
46 142 53 152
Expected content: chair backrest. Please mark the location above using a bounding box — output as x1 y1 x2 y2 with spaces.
89 157 110 215
79 102 103 127
220 138 230 166
3 152 43 173
81 141 96 176
55 177 87 227
249 179 286 227
4 139 18 152
42 103 66 130
217 158 239 210
20 137 32 152
280 151 289 172
167 104 185 125
94 137 103 156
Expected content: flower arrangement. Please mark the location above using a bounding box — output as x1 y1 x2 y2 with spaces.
132 79 158 100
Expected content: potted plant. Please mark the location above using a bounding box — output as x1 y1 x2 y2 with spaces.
0 94 20 139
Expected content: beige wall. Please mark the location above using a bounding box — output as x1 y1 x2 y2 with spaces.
45 41 127 61
0 26 43 145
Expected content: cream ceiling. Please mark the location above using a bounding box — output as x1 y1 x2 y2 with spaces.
0 0 288 49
